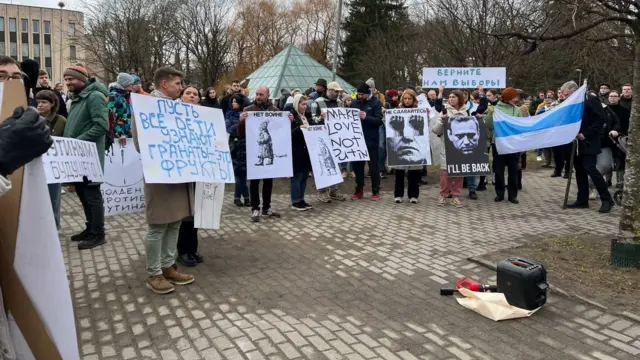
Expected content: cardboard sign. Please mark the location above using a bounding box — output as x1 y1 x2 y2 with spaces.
245 111 293 180
102 140 145 216
194 182 224 230
41 137 104 184
422 67 506 89
326 107 370 163
302 125 343 189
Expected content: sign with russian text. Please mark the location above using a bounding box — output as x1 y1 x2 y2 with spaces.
131 93 234 184
245 111 293 180
422 67 506 89
326 107 370 163
101 140 145 216
41 136 104 184
194 182 224 229
385 108 432 168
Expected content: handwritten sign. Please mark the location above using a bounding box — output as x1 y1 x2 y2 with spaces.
422 67 506 88
101 140 145 216
130 93 234 184
245 111 293 180
194 182 224 229
41 136 104 184
326 107 370 163
302 125 344 189
417 94 437 120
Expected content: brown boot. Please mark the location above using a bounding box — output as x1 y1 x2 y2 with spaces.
162 266 195 285
146 275 174 294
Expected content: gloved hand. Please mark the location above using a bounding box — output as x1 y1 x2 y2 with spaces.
0 106 53 177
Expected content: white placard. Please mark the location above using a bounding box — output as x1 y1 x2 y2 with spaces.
130 93 234 184
302 125 344 189
41 136 104 184
325 107 370 163
385 109 432 168
422 67 506 89
102 140 145 216
194 182 225 229
245 111 293 180
416 94 437 120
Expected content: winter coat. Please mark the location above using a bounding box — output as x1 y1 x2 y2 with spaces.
431 103 471 170
107 83 132 138
63 78 109 171
578 94 606 155
132 90 195 225
291 111 312 174
46 113 67 137
202 97 220 109
310 97 343 125
609 103 630 135
237 102 277 137
619 95 632 111
350 93 383 148
225 109 247 176
485 101 521 144
601 105 621 149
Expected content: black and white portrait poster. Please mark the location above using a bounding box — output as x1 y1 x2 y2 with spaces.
443 115 491 176
246 111 293 180
385 108 432 167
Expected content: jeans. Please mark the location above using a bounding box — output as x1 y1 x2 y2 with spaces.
74 182 105 235
234 172 249 201
440 170 462 197
493 144 519 199
394 169 421 198
378 126 386 174
177 220 198 255
353 144 380 193
48 183 62 229
146 220 181 276
290 171 309 203
466 176 477 191
250 179 273 211
589 147 613 190
575 154 611 203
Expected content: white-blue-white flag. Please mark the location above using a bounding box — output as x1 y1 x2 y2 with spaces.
494 84 586 154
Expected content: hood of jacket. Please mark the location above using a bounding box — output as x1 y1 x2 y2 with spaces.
444 103 470 117
74 78 108 99
494 101 521 116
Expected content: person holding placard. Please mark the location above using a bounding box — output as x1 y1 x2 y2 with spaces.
226 94 251 207
290 93 313 211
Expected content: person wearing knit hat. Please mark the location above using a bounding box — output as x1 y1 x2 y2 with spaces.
63 64 110 250
484 87 522 204
108 73 135 142
116 72 135 90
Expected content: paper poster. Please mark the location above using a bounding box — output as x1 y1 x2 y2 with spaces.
417 96 442 165
41 136 104 184
102 140 145 216
385 109 432 168
443 116 491 176
422 67 506 89
130 93 234 184
326 107 370 163
194 182 225 229
416 94 437 120
302 125 344 189
245 111 293 180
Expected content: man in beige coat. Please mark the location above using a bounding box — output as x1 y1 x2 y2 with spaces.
132 67 195 294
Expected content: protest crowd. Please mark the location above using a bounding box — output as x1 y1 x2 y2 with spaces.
0 56 627 296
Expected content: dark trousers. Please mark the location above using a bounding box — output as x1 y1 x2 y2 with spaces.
574 154 612 203
553 143 572 175
492 144 519 199
394 169 421 198
74 182 105 235
177 220 198 255
234 171 249 200
250 179 273 211
353 144 380 193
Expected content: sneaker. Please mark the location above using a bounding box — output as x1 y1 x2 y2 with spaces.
177 253 197 267
536 156 543 162
589 190 597 200
351 190 364 200
243 198 251 207
71 228 91 242
61 188 67 194
317 192 332 203
380 172 386 179
262 209 281 218
409 198 418 204
342 172 348 178
234 199 243 207
162 266 194 285
508 198 519 204
419 179 428 186
349 172 355 178
329 191 347 201
550 173 561 178
495 196 504 202
371 193 381 201
291 202 310 211
599 199 614 213
469 191 478 200
395 197 402 203
146 275 174 294
451 197 463 207
251 210 261 222
566 202 589 209
192 252 204 263
476 183 487 191
300 200 313 209
78 235 106 250
438 197 446 206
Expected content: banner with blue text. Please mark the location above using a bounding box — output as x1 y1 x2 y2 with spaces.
422 67 506 89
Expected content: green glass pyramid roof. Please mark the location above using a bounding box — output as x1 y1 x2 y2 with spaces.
246 45 355 99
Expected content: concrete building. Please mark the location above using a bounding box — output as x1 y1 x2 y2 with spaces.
0 3 84 84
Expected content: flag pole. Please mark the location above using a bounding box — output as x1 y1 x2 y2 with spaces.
562 139 578 209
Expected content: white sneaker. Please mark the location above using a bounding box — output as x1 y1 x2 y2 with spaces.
395 197 402 203
536 156 543 162
451 197 463 207
409 197 418 204
317 192 332 203
589 190 598 200
438 197 446 206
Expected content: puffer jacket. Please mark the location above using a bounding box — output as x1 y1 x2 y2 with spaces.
225 109 247 176
430 103 471 170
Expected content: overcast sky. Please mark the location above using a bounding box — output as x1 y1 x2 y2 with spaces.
0 0 80 10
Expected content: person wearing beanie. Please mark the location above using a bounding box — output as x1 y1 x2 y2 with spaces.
107 72 135 143
63 65 109 250
351 82 383 201
131 74 148 95
484 87 522 204
598 83 611 104
289 93 313 211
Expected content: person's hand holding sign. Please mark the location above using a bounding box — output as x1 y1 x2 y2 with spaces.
359 111 366 120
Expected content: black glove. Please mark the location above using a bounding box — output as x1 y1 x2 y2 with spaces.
409 115 425 136
389 115 404 137
0 106 53 177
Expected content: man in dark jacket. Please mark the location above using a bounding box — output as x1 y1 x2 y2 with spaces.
620 84 633 111
562 81 614 213
350 83 383 200
607 90 631 188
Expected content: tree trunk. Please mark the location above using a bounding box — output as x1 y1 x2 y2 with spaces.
617 36 640 243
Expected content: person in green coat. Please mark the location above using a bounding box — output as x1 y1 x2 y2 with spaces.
62 65 109 250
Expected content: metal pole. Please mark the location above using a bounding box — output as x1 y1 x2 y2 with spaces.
562 140 578 209
331 0 343 82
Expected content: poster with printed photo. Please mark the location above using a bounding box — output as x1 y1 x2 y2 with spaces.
385 108 432 168
245 111 293 180
443 115 491 176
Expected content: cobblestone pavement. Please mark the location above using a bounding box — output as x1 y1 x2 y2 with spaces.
59 171 640 360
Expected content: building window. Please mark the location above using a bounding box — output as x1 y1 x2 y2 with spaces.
0 17 4 31
69 45 76 60
33 44 40 57
22 43 28 58
0 42 4 56
21 19 28 33
68 23 75 36
44 44 51 57
9 18 16 32
33 20 39 34
10 43 17 57
44 21 50 34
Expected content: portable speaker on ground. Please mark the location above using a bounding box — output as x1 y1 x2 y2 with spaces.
497 257 548 310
